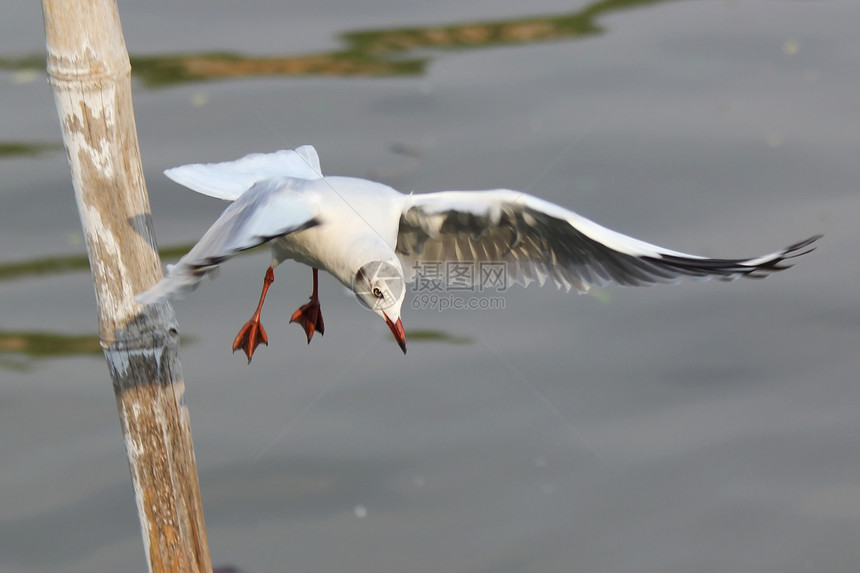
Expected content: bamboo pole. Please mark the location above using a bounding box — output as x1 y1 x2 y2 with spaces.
41 1 212 571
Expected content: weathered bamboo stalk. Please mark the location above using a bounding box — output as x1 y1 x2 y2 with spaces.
41 1 212 571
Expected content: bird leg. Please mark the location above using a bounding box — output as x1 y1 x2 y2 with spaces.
232 266 275 363
290 268 325 344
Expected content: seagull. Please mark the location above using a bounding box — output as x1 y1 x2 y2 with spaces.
136 145 820 361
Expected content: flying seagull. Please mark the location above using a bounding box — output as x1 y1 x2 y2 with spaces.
136 145 820 361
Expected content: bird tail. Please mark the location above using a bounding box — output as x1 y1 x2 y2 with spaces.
136 262 216 305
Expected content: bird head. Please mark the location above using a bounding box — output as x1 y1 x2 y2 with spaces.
353 259 407 353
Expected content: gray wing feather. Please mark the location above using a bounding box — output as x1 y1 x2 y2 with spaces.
397 189 819 292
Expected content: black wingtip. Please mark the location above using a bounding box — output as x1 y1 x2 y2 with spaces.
784 234 822 258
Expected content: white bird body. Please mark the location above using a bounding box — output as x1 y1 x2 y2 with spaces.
137 145 819 359
270 176 405 289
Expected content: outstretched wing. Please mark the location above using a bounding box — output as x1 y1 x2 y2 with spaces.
164 145 323 201
397 189 819 292
137 177 319 303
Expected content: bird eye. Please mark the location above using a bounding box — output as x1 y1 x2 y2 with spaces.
372 287 384 298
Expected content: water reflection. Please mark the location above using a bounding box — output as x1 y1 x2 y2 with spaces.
0 244 195 281
1 0 677 87
0 331 101 372
0 142 61 158
0 331 101 358
408 330 474 345
0 326 470 368
132 0 677 86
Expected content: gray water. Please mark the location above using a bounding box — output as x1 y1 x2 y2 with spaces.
2 1 859 572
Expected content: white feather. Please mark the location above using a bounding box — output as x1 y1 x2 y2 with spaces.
163 145 323 201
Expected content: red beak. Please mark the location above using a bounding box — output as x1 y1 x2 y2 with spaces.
383 313 407 354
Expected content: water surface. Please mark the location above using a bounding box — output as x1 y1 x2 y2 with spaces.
1 1 858 572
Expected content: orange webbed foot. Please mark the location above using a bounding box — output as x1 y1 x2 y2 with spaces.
290 299 325 343
232 319 269 363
